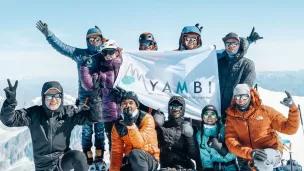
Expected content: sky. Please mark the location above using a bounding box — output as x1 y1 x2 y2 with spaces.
0 0 303 78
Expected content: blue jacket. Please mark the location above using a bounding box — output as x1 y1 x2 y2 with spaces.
196 123 236 169
46 32 101 104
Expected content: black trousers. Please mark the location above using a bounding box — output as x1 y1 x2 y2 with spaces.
121 149 158 171
57 150 88 171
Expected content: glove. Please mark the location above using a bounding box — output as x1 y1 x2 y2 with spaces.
195 23 203 33
111 86 126 101
280 90 295 108
3 79 18 103
120 107 135 126
36 20 50 37
207 137 229 156
247 27 263 43
153 109 165 127
181 121 194 137
251 149 267 161
90 76 101 99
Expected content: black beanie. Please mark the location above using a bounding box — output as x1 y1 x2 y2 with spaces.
121 91 140 107
222 32 240 42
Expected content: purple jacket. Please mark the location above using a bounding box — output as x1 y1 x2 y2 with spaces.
80 55 123 122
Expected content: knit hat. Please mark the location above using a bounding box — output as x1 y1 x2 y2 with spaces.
121 91 140 107
201 105 219 117
222 32 240 42
233 84 251 96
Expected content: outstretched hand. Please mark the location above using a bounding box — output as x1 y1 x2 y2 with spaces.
36 20 49 37
248 27 263 43
3 79 18 103
280 90 295 108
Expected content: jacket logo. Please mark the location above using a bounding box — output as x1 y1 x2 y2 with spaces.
256 116 263 120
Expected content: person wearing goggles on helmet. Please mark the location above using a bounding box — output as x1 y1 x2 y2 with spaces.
153 96 202 170
225 84 300 171
80 40 123 167
196 105 237 171
139 32 158 51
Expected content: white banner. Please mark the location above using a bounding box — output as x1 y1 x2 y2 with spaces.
114 45 220 120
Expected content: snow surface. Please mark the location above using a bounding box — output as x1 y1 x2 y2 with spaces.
0 88 304 171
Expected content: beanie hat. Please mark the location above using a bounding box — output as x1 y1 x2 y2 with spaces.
222 32 240 42
233 84 251 96
86 27 103 39
121 91 140 107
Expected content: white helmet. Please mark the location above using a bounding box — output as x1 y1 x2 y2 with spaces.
102 39 119 50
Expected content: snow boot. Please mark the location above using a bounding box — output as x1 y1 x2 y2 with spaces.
83 149 94 165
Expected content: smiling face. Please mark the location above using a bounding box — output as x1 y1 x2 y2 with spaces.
183 34 199 50
44 88 62 111
202 110 218 125
121 98 137 113
234 94 250 106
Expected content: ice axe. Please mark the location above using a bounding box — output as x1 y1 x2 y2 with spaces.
298 104 304 136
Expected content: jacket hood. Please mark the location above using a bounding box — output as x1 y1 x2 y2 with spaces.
41 81 64 117
86 27 103 53
178 26 202 50
226 88 262 119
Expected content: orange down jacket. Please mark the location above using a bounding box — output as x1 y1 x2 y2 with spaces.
225 88 299 160
110 111 160 171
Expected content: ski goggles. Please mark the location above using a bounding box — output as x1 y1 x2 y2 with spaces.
87 36 102 43
234 94 250 100
140 41 152 47
225 42 239 47
45 93 62 100
184 36 198 43
102 49 116 56
203 112 217 119
169 105 183 111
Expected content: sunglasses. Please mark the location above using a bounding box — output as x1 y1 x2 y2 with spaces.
169 105 183 110
184 36 198 43
102 49 116 56
45 94 62 100
225 42 239 47
88 36 102 43
203 112 217 119
234 94 250 100
140 41 152 47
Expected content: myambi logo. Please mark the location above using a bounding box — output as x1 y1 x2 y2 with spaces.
121 63 213 94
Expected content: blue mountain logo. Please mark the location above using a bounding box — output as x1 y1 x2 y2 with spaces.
122 76 135 85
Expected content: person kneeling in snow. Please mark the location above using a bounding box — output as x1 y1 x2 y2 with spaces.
225 84 300 171
153 96 201 171
0 78 102 171
196 105 237 171
110 91 160 171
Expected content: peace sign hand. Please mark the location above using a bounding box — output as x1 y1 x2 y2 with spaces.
3 79 18 103
247 27 263 43
280 90 295 108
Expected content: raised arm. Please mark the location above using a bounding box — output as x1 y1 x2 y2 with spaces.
0 79 32 127
36 20 78 59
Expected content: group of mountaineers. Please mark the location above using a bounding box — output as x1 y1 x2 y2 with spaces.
0 20 301 171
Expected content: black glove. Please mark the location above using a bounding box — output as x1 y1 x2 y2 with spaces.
280 90 295 108
207 137 229 156
251 149 267 161
111 86 126 101
120 107 135 126
90 76 101 99
181 121 194 137
153 109 165 127
3 79 18 103
195 23 203 33
36 20 49 37
247 27 263 43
